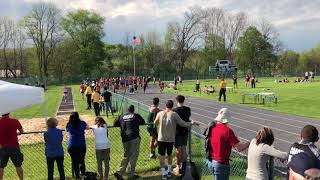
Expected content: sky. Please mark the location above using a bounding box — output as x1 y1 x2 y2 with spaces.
1 0 320 52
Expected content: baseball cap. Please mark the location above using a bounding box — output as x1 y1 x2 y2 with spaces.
214 108 230 124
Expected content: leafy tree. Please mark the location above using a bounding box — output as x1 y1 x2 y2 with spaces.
24 2 61 81
298 44 320 74
61 9 106 77
278 50 299 75
234 26 275 76
201 33 226 72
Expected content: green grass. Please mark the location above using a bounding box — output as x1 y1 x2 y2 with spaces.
3 85 250 179
11 86 62 119
165 77 320 119
4 127 160 180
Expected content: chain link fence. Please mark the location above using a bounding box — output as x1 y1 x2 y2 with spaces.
3 91 287 180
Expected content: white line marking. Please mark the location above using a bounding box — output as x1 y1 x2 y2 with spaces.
122 93 293 145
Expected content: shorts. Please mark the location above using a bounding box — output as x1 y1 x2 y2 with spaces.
175 136 188 147
147 127 158 139
158 141 174 156
0 147 24 168
305 76 309 80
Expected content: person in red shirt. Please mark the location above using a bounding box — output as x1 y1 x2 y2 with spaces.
0 113 24 180
208 108 249 180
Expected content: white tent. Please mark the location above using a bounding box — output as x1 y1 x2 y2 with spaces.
0 80 45 115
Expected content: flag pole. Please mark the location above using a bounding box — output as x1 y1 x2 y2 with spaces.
133 44 136 77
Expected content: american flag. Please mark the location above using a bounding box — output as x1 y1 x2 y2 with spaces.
133 36 141 46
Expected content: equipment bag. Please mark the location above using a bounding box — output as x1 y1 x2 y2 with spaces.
181 127 200 180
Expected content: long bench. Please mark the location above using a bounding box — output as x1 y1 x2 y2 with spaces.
262 95 278 104
241 93 258 104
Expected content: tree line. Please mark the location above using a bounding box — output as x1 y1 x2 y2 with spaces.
0 2 319 83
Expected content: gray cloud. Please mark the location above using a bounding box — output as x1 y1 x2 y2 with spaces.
0 0 319 51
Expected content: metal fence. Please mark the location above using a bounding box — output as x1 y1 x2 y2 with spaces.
3 92 286 180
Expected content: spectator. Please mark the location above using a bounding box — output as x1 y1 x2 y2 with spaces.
113 105 145 180
91 117 110 180
251 75 256 88
194 78 200 92
232 75 238 89
80 82 85 100
0 113 24 180
92 87 101 116
143 81 148 94
85 83 92 110
204 85 209 94
208 86 215 94
219 76 227 102
154 100 197 179
66 112 88 180
288 125 320 179
207 108 249 180
101 87 113 117
44 118 65 180
305 71 309 81
63 86 68 103
173 95 191 174
147 97 161 159
246 127 287 180
245 75 250 88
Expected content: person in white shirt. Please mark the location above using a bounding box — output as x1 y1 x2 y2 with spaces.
246 127 287 180
91 117 111 180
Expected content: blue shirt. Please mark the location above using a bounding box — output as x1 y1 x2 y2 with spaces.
67 120 87 148
44 128 64 158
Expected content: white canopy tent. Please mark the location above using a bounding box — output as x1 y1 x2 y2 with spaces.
0 80 46 115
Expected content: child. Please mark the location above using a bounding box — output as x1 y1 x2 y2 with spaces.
44 118 65 180
63 86 68 103
91 117 111 180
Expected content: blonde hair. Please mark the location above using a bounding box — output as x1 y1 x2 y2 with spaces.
46 118 58 128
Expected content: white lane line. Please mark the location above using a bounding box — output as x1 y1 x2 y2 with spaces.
132 93 300 136
189 106 299 136
186 101 303 129
124 93 293 145
187 97 320 126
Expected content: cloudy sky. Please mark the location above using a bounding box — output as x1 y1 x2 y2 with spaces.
1 0 320 52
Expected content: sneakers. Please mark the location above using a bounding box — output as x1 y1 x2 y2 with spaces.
149 152 156 159
162 174 167 180
114 172 124 180
128 174 140 180
173 166 181 175
167 171 172 178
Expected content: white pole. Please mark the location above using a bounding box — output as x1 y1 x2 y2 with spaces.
133 45 136 76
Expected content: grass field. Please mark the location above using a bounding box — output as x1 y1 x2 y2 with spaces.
11 86 62 119
165 77 320 119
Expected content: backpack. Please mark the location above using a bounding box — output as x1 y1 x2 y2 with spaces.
203 121 216 161
83 172 97 180
181 128 200 180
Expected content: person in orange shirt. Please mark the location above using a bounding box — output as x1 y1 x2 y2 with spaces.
219 76 227 102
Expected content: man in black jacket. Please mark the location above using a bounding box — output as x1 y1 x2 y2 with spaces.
113 105 145 180
173 95 191 174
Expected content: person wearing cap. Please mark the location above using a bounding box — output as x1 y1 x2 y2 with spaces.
0 113 24 180
288 125 320 179
207 108 249 180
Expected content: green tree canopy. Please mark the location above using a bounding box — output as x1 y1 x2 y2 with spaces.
235 26 275 76
61 9 106 77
